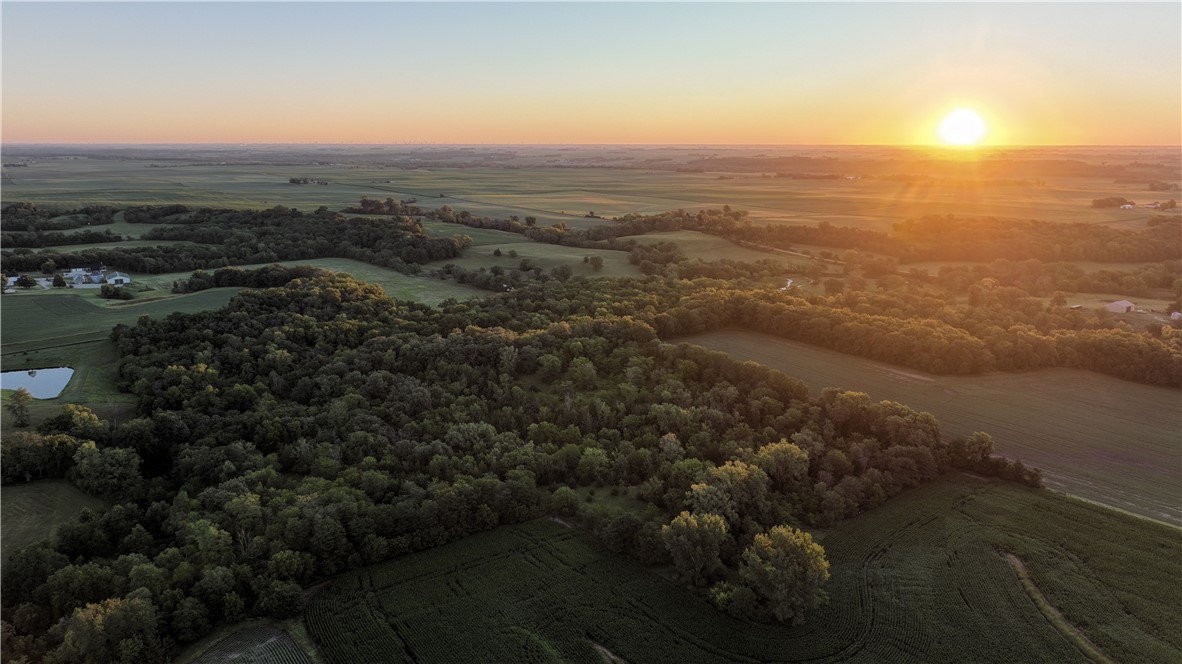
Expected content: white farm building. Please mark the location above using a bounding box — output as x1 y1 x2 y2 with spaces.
1105 300 1135 313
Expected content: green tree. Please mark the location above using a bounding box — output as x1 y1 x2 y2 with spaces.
549 486 580 516
950 431 994 468
52 273 67 288
6 387 32 427
70 442 142 500
661 511 730 586
589 255 605 271
738 525 830 625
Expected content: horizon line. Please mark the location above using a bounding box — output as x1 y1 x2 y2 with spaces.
4 142 1181 149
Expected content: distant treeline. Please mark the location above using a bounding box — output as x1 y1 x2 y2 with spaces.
430 203 1182 264
1 228 123 248
653 289 1182 386
1 205 468 276
1 202 119 231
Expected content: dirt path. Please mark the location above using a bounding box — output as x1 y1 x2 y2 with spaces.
591 641 628 664
1005 553 1115 664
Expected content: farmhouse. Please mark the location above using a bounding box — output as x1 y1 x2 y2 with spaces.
107 272 131 286
1120 204 1134 209
1171 312 1182 321
1105 300 1135 313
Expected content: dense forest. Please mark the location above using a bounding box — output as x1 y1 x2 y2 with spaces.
0 204 467 276
0 268 1037 663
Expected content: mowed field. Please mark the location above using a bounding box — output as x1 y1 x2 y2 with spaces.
682 330 1182 525
0 480 107 560
0 288 241 352
2 158 1167 233
431 241 642 280
626 230 815 266
182 625 313 664
305 478 1181 664
125 259 488 306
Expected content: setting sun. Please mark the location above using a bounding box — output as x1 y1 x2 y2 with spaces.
938 108 988 146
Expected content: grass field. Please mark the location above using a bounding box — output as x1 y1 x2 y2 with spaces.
0 289 242 431
119 259 488 305
681 330 1182 525
182 624 313 664
304 478 1181 663
626 230 817 267
429 241 642 280
0 289 241 351
0 480 107 560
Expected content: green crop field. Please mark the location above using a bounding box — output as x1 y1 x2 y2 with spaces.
0 480 107 560
681 330 1182 525
304 478 1181 664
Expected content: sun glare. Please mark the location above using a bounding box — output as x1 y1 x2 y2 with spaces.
937 108 987 146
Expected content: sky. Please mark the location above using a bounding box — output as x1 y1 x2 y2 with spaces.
2 2 1180 145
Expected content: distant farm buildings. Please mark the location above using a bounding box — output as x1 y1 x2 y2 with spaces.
1171 312 1182 321
107 272 132 286
1105 300 1135 313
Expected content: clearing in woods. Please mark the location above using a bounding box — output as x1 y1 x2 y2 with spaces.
681 329 1182 525
183 624 313 664
0 480 107 560
304 477 1180 664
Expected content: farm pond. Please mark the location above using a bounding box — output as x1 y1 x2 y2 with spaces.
1 367 74 398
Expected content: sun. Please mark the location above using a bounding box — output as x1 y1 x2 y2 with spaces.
937 108 987 146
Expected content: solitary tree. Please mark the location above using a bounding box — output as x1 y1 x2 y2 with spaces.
6 387 32 427
738 525 830 625
589 256 605 271
52 274 67 288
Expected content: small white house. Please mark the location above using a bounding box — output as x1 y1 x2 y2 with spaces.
5 276 17 287
1170 312 1182 321
1105 300 1135 313
1120 204 1135 210
107 272 132 286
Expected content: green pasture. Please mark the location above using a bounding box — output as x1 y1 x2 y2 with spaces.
682 329 1182 525
305 478 1181 663
0 480 107 560
431 241 642 280
0 289 241 429
126 259 487 306
415 219 525 246
625 230 813 267
260 259 487 305
0 289 240 351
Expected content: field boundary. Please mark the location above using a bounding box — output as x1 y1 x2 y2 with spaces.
1005 553 1114 664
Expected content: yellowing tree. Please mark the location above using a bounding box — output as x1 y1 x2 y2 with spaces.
738 525 830 625
661 511 730 586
